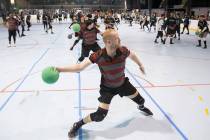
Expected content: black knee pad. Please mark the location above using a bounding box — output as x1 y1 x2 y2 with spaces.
90 107 108 122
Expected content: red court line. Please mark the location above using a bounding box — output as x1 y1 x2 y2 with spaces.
1 79 21 92
0 71 40 92
0 72 155 93
1 83 210 93
149 83 210 88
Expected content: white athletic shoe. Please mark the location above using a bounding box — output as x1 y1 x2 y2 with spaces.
8 44 11 47
13 43 16 47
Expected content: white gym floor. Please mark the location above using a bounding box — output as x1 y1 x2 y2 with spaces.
0 21 210 140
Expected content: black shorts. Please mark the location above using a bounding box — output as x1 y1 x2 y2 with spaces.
150 22 156 27
167 28 176 36
98 77 137 104
82 42 101 57
157 31 163 38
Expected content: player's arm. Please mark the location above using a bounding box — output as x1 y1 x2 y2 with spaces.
56 58 92 73
5 18 9 28
201 22 208 32
100 31 104 36
95 27 103 36
69 20 78 28
201 27 207 32
128 51 146 75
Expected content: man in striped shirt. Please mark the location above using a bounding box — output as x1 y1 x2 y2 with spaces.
56 29 153 138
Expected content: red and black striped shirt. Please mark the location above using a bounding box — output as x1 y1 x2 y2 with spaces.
82 27 100 45
89 46 130 88
7 17 18 31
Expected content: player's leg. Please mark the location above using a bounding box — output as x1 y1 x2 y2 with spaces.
68 103 109 138
120 78 153 116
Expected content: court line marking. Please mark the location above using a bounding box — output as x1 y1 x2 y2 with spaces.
126 68 188 140
77 72 83 140
1 82 210 94
0 26 66 111
0 49 49 111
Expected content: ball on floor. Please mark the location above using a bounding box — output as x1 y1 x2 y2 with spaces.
68 34 73 39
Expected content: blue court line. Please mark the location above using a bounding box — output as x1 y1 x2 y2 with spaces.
77 72 83 140
126 68 188 140
0 48 50 112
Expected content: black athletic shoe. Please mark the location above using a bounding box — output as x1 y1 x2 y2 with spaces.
68 123 80 138
138 106 153 116
162 39 166 44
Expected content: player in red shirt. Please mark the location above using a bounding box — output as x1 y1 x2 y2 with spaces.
55 29 153 138
70 19 102 62
6 13 19 47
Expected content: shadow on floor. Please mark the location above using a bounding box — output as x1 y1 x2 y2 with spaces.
81 116 175 139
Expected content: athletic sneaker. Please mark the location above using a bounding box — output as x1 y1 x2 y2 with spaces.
68 123 80 138
138 105 153 116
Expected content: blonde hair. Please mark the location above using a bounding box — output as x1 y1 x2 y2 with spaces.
102 29 118 42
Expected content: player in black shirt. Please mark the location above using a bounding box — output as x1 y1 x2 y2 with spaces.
104 14 117 30
26 14 31 31
196 15 209 49
174 13 183 40
149 13 157 32
42 13 48 32
181 15 190 34
163 13 177 44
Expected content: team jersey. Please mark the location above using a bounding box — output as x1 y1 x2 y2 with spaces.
198 20 209 32
82 27 100 45
7 17 18 30
89 46 130 88
165 17 177 30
